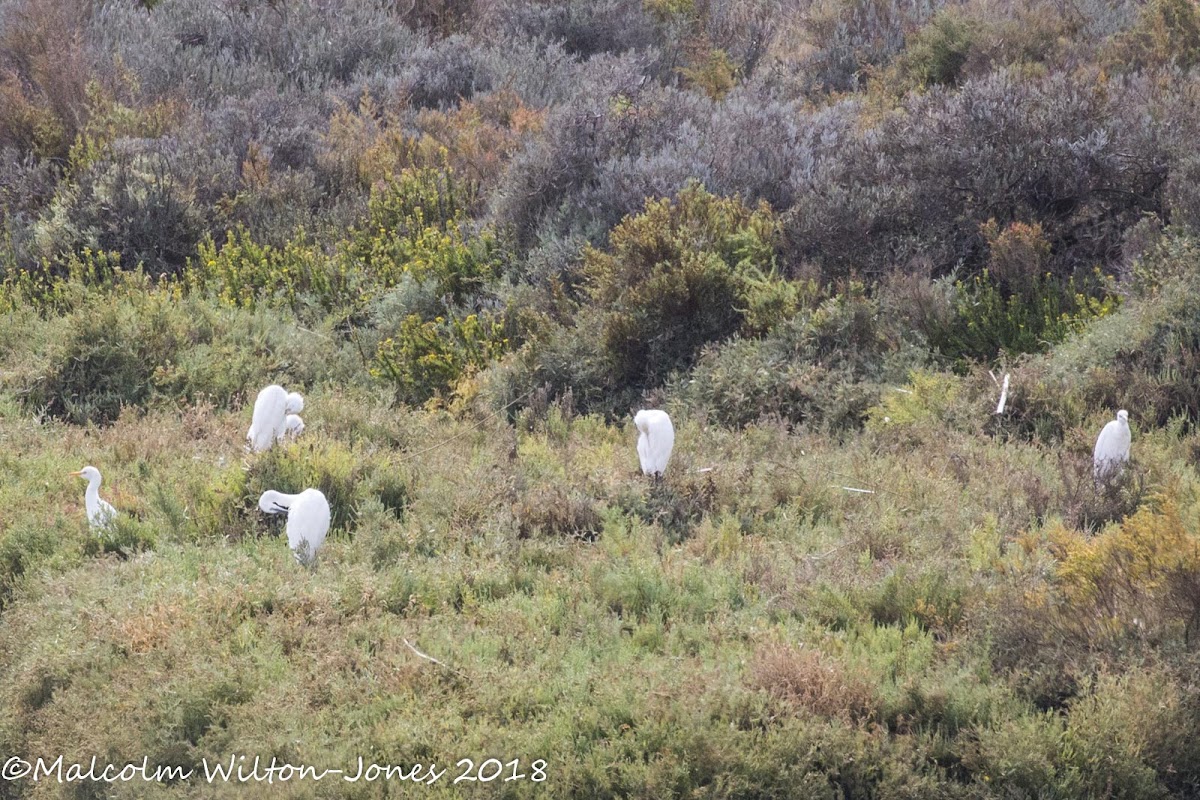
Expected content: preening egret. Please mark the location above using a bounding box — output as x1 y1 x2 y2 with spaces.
259 488 330 566
247 385 305 452
1093 409 1131 483
70 466 117 530
634 409 675 478
277 414 305 442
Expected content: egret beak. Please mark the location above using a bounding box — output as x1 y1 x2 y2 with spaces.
69 470 83 477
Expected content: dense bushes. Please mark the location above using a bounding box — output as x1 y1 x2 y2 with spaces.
0 0 1190 287
200 439 410 538
6 281 351 424
1004 266 1200 439
680 284 927 429
581 184 780 390
488 184 808 415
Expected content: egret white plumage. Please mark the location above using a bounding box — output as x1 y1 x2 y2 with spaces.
634 409 675 478
70 466 117 530
259 488 330 565
1093 409 1131 483
277 414 305 442
247 385 305 452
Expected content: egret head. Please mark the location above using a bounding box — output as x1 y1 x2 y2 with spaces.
258 490 291 515
1118 409 1129 423
285 392 304 414
633 410 649 435
70 466 102 483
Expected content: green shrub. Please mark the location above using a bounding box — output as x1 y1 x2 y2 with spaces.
866 370 963 433
1058 670 1200 797
372 312 508 406
188 166 502 330
900 10 979 88
203 442 364 538
26 292 188 424
677 48 739 100
962 711 1064 794
1009 265 1200 436
1104 0 1200 71
33 149 206 275
0 524 58 608
369 469 412 521
201 441 413 541
0 248 126 313
594 563 675 622
479 184 803 419
581 182 783 401
189 228 338 314
930 268 1119 367
16 286 345 423
680 284 928 429
865 568 967 637
81 516 158 559
345 166 498 303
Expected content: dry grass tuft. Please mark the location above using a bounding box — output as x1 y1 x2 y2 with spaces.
749 643 879 723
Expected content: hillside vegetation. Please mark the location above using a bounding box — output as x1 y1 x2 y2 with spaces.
5 0 1200 796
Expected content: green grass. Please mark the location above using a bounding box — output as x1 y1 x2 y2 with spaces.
2 352 1200 797
3 259 1200 797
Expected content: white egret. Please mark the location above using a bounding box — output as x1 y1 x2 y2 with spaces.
634 409 675 478
1093 409 1131 483
70 466 117 531
277 414 305 442
258 488 330 566
247 385 305 452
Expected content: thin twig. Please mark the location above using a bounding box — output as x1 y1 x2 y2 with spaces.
403 638 465 678
804 544 847 561
296 326 330 340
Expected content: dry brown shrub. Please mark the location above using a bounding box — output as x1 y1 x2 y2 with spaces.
1056 449 1146 533
117 601 187 655
749 643 879 723
415 90 545 191
513 485 602 540
0 0 91 157
982 218 1051 289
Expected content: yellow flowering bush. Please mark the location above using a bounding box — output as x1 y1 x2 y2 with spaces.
373 313 507 406
188 165 501 324
1046 498 1200 643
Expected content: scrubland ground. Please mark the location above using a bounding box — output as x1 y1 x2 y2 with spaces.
4 276 1200 799
8 0 1200 795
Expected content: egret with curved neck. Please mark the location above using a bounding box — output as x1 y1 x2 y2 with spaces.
70 466 117 531
259 488 330 566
